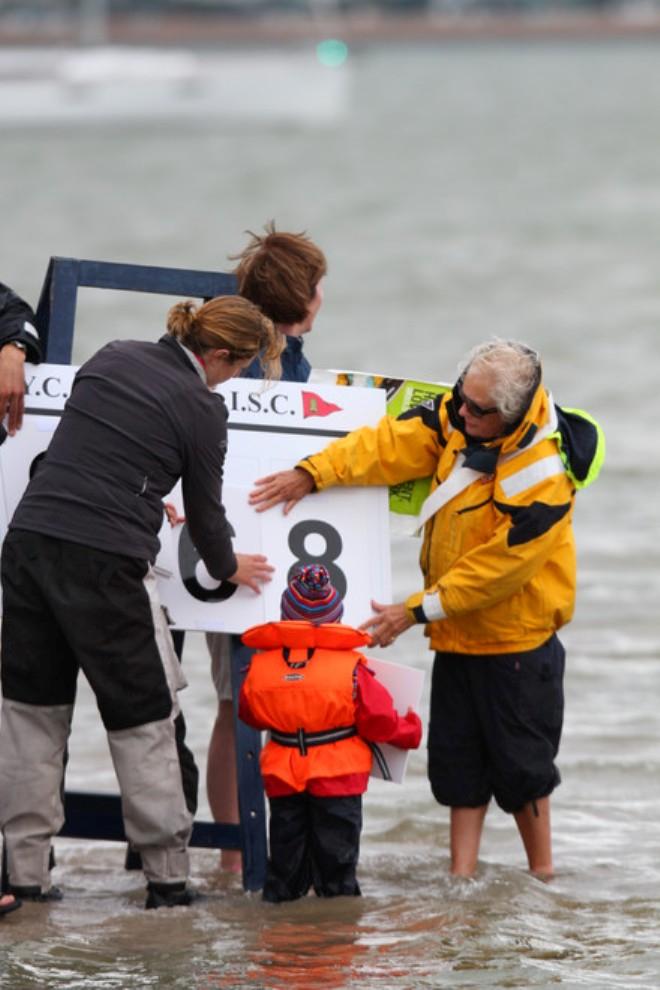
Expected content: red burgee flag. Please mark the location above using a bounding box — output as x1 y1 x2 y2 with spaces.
301 391 342 418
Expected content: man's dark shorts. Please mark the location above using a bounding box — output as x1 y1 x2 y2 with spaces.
427 634 565 814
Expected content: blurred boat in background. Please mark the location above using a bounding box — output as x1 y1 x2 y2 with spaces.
1 0 658 130
0 44 351 126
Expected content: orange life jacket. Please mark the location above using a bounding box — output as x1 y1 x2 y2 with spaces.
241 621 374 793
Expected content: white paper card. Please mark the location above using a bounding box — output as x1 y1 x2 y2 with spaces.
364 655 425 784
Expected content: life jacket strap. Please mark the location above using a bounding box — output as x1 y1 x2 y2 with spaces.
270 724 357 756
282 646 315 669
368 742 392 782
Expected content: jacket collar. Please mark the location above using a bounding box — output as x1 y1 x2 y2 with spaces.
498 382 553 456
284 335 304 355
158 333 207 383
444 381 553 474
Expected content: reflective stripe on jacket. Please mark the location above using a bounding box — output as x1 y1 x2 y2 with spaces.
240 621 374 793
298 383 597 655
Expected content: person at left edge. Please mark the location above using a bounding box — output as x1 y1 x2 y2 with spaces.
0 281 41 437
0 280 39 919
0 295 283 909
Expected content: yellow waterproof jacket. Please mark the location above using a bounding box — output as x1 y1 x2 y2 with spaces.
299 383 603 655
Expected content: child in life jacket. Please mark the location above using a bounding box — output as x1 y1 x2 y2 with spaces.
238 564 422 903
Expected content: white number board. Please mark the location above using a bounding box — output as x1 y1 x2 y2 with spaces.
0 367 391 633
0 364 77 524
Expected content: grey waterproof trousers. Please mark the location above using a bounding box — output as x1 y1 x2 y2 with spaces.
0 530 194 891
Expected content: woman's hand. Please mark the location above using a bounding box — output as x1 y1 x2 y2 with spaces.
249 467 314 515
163 502 185 527
229 553 275 593
360 600 415 647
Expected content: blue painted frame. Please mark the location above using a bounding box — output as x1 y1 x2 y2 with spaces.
33 256 267 892
35 256 237 363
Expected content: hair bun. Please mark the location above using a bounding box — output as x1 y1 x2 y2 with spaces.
166 300 198 344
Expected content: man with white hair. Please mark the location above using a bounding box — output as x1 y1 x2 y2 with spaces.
248 338 604 879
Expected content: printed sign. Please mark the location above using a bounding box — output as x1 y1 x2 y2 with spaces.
0 363 76 521
309 368 451 518
0 366 392 633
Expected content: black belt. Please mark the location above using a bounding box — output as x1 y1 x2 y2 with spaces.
270 725 357 756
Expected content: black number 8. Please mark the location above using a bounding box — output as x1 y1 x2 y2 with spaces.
287 519 346 599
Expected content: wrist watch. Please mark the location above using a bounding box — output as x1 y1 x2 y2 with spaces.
8 340 27 352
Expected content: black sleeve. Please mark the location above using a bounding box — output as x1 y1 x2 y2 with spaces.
181 393 238 582
0 282 42 363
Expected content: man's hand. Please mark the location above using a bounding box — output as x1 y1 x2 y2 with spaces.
229 553 275 593
360 600 415 648
249 467 314 515
0 344 26 436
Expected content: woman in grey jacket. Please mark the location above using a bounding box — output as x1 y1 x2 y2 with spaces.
0 294 282 909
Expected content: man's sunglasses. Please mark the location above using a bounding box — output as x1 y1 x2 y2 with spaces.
456 378 499 418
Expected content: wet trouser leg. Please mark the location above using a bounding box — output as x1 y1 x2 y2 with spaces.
107 716 192 885
123 567 194 882
0 699 72 890
263 793 312 902
124 657 198 872
309 794 362 897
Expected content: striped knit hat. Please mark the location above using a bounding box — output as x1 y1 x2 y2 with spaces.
280 564 344 625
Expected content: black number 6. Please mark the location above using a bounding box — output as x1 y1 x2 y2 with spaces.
178 524 237 603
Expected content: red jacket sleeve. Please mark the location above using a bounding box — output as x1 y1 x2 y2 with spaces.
354 664 422 750
238 680 268 730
